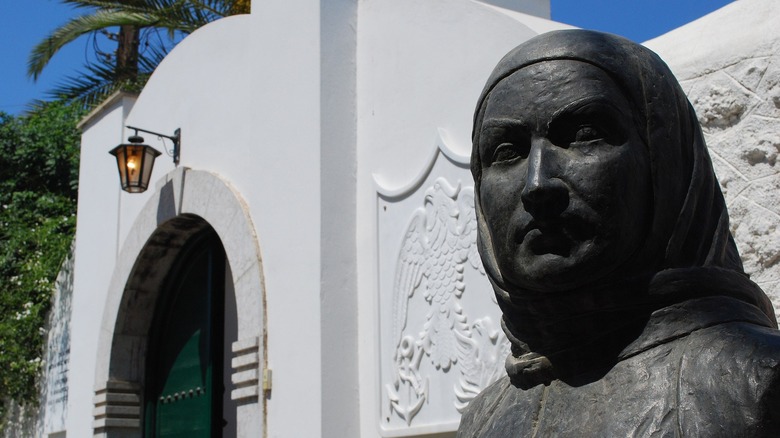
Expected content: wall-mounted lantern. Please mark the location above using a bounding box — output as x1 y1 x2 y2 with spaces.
110 126 180 193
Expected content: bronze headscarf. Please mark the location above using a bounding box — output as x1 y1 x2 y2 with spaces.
471 30 776 387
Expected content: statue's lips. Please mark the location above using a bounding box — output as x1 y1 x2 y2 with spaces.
522 228 572 256
515 216 595 257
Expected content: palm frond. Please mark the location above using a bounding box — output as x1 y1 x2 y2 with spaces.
45 61 149 110
188 0 232 17
61 0 138 10
29 0 249 110
28 10 164 81
137 39 171 72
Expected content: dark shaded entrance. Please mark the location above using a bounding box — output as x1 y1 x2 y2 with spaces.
144 227 226 437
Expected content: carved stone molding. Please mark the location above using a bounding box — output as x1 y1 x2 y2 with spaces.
231 337 260 401
93 380 141 434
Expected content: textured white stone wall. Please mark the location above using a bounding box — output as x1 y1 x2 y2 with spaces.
646 0 780 314
1 245 74 438
687 57 780 309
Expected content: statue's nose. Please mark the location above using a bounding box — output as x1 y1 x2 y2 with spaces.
520 139 569 219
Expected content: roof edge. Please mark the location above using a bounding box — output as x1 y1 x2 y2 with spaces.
77 90 138 131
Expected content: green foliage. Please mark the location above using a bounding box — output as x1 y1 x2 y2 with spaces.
0 102 84 414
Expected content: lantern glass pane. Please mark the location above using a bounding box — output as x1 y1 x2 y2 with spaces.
113 146 128 186
126 145 144 188
110 143 161 193
141 147 161 190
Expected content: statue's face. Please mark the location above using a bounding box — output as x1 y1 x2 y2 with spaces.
477 60 651 292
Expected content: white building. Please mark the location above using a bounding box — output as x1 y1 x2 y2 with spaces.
31 0 780 436
69 1 563 436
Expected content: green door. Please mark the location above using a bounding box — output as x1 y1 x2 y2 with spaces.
145 230 225 437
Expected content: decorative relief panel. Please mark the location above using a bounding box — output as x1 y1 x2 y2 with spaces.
376 130 509 436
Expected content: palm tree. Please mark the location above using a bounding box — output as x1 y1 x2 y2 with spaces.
28 0 250 109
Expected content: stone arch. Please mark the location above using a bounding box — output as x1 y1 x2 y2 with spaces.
93 168 265 437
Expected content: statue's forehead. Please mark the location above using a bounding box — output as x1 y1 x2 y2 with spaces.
482 60 627 124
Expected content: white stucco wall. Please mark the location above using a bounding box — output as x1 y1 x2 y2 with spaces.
69 94 134 437
246 3 324 437
121 10 324 437
320 1 359 437
73 9 325 438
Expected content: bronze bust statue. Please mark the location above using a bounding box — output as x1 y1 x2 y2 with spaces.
458 30 780 437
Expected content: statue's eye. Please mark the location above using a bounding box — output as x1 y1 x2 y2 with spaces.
480 124 531 166
492 142 528 163
574 125 603 142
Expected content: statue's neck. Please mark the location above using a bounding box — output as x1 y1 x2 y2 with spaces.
500 278 654 388
498 267 773 389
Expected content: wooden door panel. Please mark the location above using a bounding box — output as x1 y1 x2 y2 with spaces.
145 230 225 437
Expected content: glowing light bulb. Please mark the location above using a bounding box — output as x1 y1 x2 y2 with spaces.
127 157 137 175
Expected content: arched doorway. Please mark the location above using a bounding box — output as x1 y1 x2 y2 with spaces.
144 227 227 436
94 169 265 438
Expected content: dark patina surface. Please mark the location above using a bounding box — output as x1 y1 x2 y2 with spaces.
459 30 780 437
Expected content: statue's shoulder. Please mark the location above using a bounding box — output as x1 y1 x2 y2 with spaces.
682 320 780 367
456 377 511 438
677 321 780 437
457 376 545 438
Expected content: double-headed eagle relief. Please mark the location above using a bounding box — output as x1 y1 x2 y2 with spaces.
385 177 509 426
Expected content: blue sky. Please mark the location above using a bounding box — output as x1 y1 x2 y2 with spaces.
1 0 734 115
